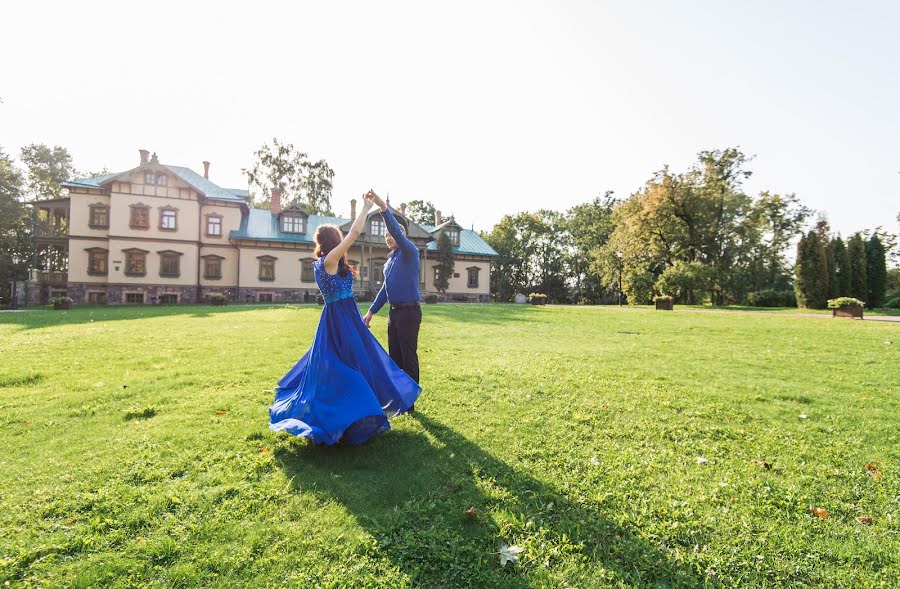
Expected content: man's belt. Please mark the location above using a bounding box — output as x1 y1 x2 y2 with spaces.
390 301 420 310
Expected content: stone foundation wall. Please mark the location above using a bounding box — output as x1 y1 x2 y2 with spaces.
235 287 320 304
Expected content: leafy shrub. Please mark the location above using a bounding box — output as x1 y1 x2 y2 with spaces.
746 289 796 307
654 261 714 304
826 297 865 309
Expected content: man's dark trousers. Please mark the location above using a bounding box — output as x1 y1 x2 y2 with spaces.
387 302 421 383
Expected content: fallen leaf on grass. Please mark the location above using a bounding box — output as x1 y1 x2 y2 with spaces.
498 542 524 567
808 506 829 519
214 409 227 415
259 447 270 454
865 463 882 479
855 516 873 524
696 457 710 465
753 460 772 469
22 419 31 426
602 403 609 409
799 414 808 419
464 507 478 519
590 456 600 466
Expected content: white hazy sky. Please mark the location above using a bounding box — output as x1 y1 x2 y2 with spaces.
2 0 898 234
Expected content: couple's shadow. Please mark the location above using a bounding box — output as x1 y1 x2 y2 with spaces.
274 413 706 588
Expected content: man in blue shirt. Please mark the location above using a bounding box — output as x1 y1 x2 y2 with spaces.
363 191 422 392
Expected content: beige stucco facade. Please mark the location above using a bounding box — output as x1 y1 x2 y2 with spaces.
26 151 495 305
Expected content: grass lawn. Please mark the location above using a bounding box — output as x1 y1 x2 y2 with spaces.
1 304 897 588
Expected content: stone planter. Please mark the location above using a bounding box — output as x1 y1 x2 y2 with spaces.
210 299 227 307
53 301 72 310
425 293 438 304
832 306 863 319
655 299 674 311
530 298 546 306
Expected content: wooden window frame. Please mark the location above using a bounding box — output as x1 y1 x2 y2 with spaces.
88 203 109 229
156 174 167 186
123 248 149 277
282 215 306 234
158 250 183 278
300 258 315 282
447 229 460 246
370 217 385 236
85 247 108 276
467 266 481 289
158 293 179 305
258 255 277 282
144 172 156 185
159 207 178 231
129 203 151 230
206 214 223 238
257 292 274 303
86 291 107 304
202 254 224 280
124 292 145 304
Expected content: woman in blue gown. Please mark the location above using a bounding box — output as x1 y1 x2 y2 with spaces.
269 191 421 445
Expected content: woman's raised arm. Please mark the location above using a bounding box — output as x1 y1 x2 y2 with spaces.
323 194 374 274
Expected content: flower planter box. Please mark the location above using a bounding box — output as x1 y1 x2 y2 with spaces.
832 306 863 319
530 298 546 306
53 301 72 310
210 298 227 307
655 299 673 311
424 293 438 304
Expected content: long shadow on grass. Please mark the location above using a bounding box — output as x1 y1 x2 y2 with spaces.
275 413 707 588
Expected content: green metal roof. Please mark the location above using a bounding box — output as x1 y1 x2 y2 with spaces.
61 173 117 189
164 166 248 203
420 224 498 257
63 167 248 203
229 208 346 244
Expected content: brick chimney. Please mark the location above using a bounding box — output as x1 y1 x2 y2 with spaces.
271 188 283 214
139 149 150 165
434 210 443 225
350 198 357 222
400 203 407 216
150 152 159 165
202 161 210 179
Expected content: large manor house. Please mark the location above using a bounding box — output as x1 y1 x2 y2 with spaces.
24 149 496 306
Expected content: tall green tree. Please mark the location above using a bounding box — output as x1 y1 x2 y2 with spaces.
865 235 887 308
404 200 437 226
847 233 868 302
243 138 335 214
749 192 811 291
813 217 835 297
794 231 829 309
434 230 454 294
597 148 761 305
830 236 852 297
563 192 617 304
484 211 568 302
19 144 77 200
0 148 30 305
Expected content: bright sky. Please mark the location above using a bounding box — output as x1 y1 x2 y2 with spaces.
2 0 898 235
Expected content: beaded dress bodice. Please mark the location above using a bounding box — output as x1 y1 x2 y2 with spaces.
315 259 355 304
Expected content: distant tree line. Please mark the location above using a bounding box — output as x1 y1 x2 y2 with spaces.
482 148 900 309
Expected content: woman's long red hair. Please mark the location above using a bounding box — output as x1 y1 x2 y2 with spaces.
313 225 358 277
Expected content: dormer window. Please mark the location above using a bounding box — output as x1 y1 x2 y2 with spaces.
447 229 460 246
144 172 155 184
281 214 306 234
370 217 385 236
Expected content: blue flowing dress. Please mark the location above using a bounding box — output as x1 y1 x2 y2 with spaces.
269 259 421 445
